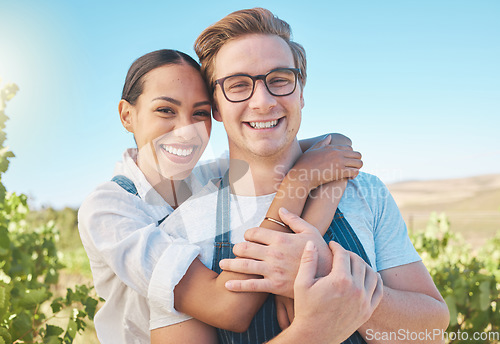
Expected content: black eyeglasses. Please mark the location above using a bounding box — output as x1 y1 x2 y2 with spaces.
214 68 301 103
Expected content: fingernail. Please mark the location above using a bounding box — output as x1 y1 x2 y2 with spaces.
225 281 233 289
305 241 315 251
280 207 289 214
219 260 226 268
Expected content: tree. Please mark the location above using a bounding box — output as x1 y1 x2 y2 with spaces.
0 79 99 344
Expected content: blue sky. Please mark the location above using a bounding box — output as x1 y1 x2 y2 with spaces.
1 0 499 209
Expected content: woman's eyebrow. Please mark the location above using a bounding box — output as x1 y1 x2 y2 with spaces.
152 96 181 105
194 101 211 107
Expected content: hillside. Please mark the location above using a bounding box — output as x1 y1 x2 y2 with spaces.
388 173 500 247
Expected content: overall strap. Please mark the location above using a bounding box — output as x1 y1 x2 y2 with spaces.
112 175 139 197
325 208 372 267
111 175 168 226
214 172 231 245
325 207 370 344
211 172 281 343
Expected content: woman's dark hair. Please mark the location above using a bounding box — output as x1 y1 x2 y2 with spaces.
121 49 201 105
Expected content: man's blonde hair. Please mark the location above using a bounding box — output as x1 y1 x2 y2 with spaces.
194 7 307 95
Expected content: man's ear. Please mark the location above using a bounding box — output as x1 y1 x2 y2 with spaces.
118 99 135 132
300 89 305 109
212 101 223 122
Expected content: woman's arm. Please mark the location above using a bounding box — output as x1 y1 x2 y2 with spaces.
299 132 352 152
152 136 362 339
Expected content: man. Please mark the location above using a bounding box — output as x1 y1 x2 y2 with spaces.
153 7 449 344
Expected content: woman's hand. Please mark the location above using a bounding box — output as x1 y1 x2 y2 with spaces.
291 135 363 190
275 295 294 330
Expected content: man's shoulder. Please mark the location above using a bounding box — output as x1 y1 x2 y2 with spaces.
345 171 386 193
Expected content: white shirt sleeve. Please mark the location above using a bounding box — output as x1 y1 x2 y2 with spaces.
78 182 200 326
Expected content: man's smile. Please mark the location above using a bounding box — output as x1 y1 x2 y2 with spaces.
244 117 283 130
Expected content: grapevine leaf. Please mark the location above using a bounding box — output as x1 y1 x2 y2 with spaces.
84 296 98 320
45 324 64 337
51 299 63 313
479 281 491 311
11 312 32 342
63 319 77 343
20 287 49 308
0 326 11 344
445 295 458 326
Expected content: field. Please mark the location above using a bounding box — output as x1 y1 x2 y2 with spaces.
389 173 500 248
46 173 500 343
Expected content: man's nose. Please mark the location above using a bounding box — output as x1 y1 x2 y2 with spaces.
248 80 277 112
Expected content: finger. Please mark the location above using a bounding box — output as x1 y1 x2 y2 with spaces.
276 296 291 330
344 157 363 169
330 144 353 151
310 134 332 149
233 241 268 260
329 241 351 276
371 273 384 309
344 150 362 160
294 241 318 290
286 299 295 325
219 258 267 276
330 133 352 146
363 265 378 297
279 207 316 235
349 252 366 289
225 278 272 293
244 226 278 245
337 167 360 180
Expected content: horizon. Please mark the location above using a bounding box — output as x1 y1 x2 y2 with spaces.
1 0 499 209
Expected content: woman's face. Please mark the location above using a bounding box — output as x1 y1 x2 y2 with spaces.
124 63 212 181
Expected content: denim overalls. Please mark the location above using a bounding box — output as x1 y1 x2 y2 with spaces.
212 174 370 344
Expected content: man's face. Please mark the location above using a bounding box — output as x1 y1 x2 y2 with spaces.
213 34 304 161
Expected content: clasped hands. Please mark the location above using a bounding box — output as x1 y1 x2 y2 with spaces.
219 207 383 335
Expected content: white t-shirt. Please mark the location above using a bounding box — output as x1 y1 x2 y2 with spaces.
152 171 422 328
77 149 226 344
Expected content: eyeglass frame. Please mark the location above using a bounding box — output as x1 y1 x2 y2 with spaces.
213 67 302 103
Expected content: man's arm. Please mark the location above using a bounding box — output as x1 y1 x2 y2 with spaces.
357 262 449 344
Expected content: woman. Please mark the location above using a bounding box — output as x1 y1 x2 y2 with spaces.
78 49 362 343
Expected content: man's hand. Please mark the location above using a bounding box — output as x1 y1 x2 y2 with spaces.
274 240 383 344
219 208 333 298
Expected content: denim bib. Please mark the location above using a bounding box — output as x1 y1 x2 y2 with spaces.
212 173 370 344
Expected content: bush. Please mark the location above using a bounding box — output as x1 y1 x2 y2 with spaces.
411 212 500 343
0 80 99 344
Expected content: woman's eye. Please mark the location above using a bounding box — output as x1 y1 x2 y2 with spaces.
194 111 210 118
157 108 175 115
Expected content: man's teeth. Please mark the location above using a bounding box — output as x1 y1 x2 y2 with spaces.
249 119 278 129
162 145 194 157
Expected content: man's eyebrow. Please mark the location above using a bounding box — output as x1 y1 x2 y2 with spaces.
194 100 211 107
152 96 181 106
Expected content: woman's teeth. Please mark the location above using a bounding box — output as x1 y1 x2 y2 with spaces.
161 145 194 157
249 119 278 129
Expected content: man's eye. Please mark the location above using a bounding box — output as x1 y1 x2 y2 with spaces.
227 82 251 91
269 78 290 86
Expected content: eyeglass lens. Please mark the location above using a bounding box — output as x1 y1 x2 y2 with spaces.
222 69 297 102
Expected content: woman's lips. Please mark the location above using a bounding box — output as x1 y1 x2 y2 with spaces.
159 143 198 164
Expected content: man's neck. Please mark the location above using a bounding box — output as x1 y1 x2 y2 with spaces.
228 140 303 196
